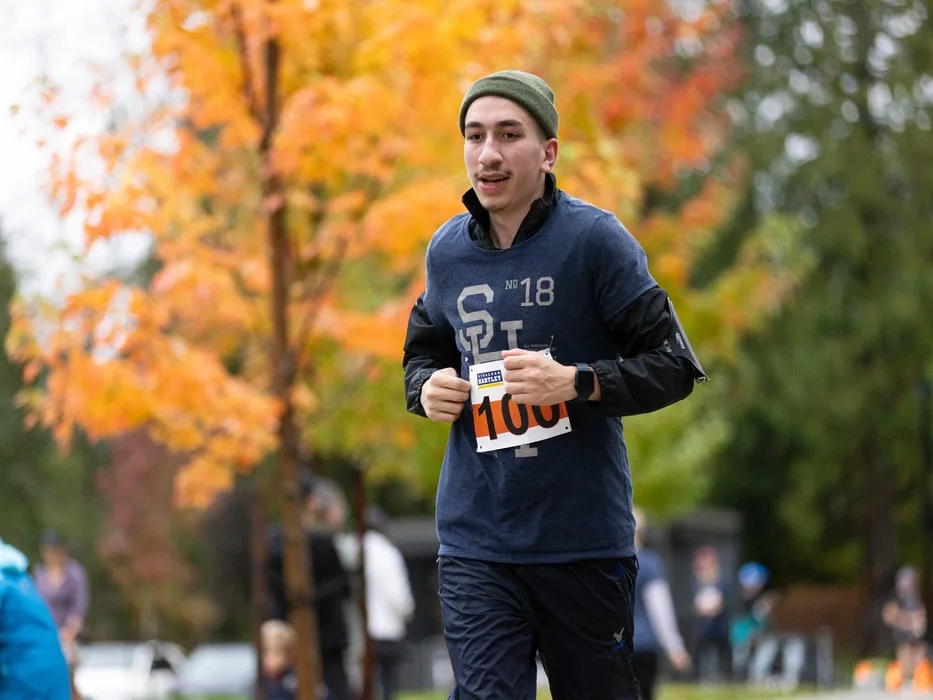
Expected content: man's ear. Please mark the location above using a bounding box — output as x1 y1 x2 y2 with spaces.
541 138 559 173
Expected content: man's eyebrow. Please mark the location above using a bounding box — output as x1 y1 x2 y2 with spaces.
464 119 527 130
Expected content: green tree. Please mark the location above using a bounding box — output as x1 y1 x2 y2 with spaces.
0 231 47 547
707 0 933 652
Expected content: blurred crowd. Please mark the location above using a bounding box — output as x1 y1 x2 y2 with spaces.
2 491 928 700
633 508 931 698
622 508 787 699
0 473 416 700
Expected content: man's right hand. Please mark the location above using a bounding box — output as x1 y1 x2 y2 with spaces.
421 368 471 422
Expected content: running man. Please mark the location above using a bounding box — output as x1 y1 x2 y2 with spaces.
402 70 707 700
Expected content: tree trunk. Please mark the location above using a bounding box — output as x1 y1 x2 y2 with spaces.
261 6 322 698
250 485 268 700
354 466 374 700
850 1 896 657
857 431 896 656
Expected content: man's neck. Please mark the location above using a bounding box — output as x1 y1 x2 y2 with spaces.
489 179 547 249
488 211 527 249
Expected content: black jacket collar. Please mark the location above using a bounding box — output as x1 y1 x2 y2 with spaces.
463 173 559 250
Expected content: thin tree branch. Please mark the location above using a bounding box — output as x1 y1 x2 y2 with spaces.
229 2 263 126
293 233 351 373
292 173 387 373
287 183 326 290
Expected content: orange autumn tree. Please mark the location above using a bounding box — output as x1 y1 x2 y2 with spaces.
7 0 805 694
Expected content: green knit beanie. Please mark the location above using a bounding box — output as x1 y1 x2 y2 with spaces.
459 70 559 140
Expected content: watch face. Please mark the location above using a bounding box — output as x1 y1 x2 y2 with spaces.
576 365 595 397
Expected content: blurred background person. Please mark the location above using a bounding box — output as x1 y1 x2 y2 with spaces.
731 561 777 681
883 565 928 684
33 529 89 698
360 505 415 700
631 508 690 700
691 545 732 684
307 476 368 697
267 476 353 700
731 562 805 690
0 537 72 700
318 486 415 700
312 477 358 573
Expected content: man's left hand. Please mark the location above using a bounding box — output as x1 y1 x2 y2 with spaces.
502 349 576 406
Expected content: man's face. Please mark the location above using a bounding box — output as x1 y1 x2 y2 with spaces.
463 96 557 217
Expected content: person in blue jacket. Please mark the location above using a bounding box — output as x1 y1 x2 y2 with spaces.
0 538 71 699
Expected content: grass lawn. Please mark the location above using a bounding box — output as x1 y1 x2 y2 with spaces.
399 684 812 700
190 683 815 700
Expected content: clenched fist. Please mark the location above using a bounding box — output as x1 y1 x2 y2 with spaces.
421 368 472 422
502 348 578 405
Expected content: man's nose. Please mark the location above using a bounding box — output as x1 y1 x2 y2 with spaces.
478 136 502 166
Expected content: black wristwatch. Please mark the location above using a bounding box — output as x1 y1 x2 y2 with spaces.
573 363 597 402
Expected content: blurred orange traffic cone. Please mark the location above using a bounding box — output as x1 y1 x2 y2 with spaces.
853 659 875 687
885 660 903 692
913 657 933 691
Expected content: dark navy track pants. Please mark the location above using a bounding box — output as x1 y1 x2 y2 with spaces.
438 555 639 700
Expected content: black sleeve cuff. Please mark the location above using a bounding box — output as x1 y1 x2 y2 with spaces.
590 359 641 416
405 368 434 417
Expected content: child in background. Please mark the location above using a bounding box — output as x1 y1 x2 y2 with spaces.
261 620 299 700
261 619 335 700
261 620 336 700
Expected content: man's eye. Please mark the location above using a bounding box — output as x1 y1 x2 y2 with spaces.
466 133 482 141
503 132 519 139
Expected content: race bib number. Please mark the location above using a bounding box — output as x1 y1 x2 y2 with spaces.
469 350 572 453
